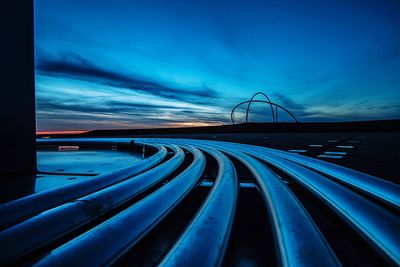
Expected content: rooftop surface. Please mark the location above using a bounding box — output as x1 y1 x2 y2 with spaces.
1 121 398 266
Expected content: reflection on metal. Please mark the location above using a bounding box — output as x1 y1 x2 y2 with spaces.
0 143 168 228
318 154 343 159
324 151 347 155
0 138 399 266
231 92 298 124
288 149 307 153
337 145 354 149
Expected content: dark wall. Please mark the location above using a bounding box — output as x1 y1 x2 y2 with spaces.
0 0 36 176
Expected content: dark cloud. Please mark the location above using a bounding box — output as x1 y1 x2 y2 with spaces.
36 96 227 131
36 54 218 103
36 98 197 116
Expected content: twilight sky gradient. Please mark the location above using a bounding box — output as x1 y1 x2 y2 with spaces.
34 0 400 131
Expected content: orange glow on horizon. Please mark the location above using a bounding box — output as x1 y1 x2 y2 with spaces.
36 122 222 135
36 130 89 135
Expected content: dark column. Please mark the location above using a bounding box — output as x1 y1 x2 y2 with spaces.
0 0 36 178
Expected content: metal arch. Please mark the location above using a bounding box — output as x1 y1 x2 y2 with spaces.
231 100 298 124
245 92 276 123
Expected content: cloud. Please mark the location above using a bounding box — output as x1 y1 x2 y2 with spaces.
35 96 228 131
36 97 181 114
36 54 218 103
273 93 308 115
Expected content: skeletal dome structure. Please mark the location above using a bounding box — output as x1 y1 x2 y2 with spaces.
231 92 298 124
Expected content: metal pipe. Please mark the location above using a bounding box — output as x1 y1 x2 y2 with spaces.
208 140 400 210
160 146 238 267
213 147 340 267
247 149 400 266
0 143 167 228
140 138 400 265
33 145 206 267
188 139 400 210
0 145 184 265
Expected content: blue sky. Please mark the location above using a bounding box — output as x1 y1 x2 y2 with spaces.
34 0 400 131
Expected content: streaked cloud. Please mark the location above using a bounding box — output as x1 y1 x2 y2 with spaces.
37 54 218 103
34 0 400 131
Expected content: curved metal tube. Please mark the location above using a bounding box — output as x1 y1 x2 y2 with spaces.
0 145 184 265
209 140 400 210
33 145 206 267
160 146 238 267
246 149 400 266
2 137 397 266
0 143 167 228
264 148 400 210
140 138 400 265
212 147 340 267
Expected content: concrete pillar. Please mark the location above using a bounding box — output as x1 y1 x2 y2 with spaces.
0 0 36 178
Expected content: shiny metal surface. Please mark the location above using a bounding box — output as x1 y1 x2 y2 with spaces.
0 142 167 228
0 145 182 264
160 145 238 267
34 145 205 267
0 137 399 266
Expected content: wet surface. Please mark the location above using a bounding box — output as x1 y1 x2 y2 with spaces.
37 149 142 175
34 149 143 193
0 149 143 203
